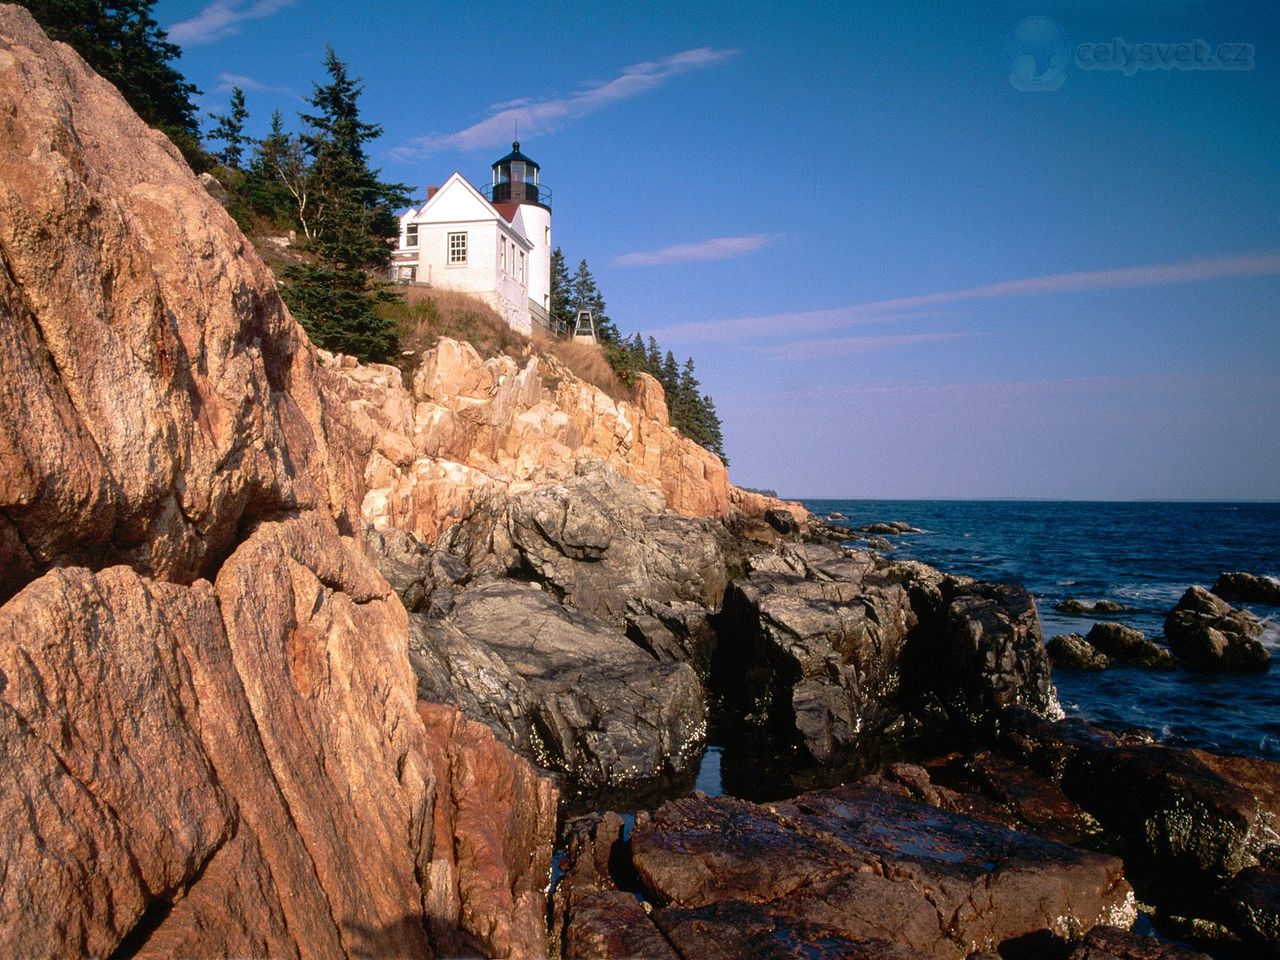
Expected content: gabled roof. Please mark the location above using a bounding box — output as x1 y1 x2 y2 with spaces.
408 173 533 248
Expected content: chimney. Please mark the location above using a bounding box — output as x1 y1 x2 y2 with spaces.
426 185 439 200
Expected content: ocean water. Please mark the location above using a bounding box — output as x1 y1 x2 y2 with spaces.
804 499 1280 760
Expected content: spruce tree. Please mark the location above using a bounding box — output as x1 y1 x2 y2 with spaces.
549 247 574 334
26 0 205 165
208 86 248 168
279 49 407 362
244 110 302 226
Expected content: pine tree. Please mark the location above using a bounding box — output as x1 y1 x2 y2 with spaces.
279 49 407 363
244 110 302 226
26 0 205 166
208 86 248 168
549 247 574 334
660 350 680 394
646 336 662 373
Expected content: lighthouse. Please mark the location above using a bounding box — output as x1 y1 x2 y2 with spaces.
391 141 554 334
487 142 553 326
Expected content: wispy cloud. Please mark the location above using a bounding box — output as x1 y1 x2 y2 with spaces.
652 251 1280 343
614 234 772 268
214 72 296 95
168 0 297 46
766 331 971 360
394 47 738 158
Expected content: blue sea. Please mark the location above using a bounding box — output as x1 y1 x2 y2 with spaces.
797 500 1280 761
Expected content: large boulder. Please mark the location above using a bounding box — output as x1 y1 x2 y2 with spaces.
1049 633 1113 671
1084 622 1174 669
625 787 1134 959
425 579 706 794
1212 571 1280 607
715 544 918 761
901 579 1062 730
506 460 727 622
1164 586 1270 673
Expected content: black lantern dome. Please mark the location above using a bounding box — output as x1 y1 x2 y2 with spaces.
486 141 550 209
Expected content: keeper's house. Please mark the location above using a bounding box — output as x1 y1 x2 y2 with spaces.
390 141 552 335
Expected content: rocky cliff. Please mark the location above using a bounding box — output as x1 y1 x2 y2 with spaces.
0 7 554 956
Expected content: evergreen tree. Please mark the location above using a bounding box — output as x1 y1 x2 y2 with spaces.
279 49 407 362
26 0 205 165
244 110 302 226
646 336 662 373
659 350 680 394
568 258 621 342
549 247 573 334
207 86 248 168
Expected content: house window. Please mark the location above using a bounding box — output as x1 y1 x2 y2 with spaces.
405 223 418 248
545 226 550 245
519 250 526 285
500 238 507 273
448 231 467 264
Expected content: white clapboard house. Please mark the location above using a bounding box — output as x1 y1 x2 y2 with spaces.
390 142 552 335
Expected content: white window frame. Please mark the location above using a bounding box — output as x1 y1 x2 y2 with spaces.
518 250 526 285
447 231 467 265
500 238 507 274
405 223 418 248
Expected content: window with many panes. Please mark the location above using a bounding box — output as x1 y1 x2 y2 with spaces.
448 231 467 264
405 223 418 247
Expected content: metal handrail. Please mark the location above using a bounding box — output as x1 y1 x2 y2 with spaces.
480 181 552 209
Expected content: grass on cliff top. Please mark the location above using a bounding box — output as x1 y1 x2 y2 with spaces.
377 287 635 402
378 287 530 377
534 334 634 404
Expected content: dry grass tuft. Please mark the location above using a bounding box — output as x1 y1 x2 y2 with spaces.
378 287 531 375
534 334 634 403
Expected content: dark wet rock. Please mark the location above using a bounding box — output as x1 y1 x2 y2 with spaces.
1062 743 1276 884
624 597 718 678
564 890 677 959
765 507 802 535
826 512 847 521
1164 586 1269 673
653 900 931 960
1084 623 1174 669
630 788 1134 960
1067 925 1213 959
506 461 726 622
919 753 1103 848
856 521 923 535
901 580 1062 731
1049 633 1113 671
994 709 1154 782
1056 599 1131 616
412 579 706 793
365 525 471 615
1216 866 1280 954
1212 571 1280 607
715 544 918 761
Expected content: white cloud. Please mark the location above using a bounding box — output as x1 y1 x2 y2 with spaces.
168 0 298 46
394 47 738 158
214 72 295 95
766 331 971 360
651 251 1280 343
613 234 772 268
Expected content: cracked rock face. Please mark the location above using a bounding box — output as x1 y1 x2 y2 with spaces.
506 460 727 622
0 9 556 957
566 786 1135 960
413 579 706 795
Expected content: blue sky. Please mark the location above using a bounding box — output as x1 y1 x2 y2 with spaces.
155 0 1280 499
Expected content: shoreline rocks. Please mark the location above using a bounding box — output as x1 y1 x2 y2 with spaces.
1164 586 1270 673
1212 572 1280 607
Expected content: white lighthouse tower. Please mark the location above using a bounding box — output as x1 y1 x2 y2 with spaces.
485 142 553 329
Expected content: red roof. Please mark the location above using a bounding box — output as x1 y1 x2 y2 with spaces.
491 202 520 223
